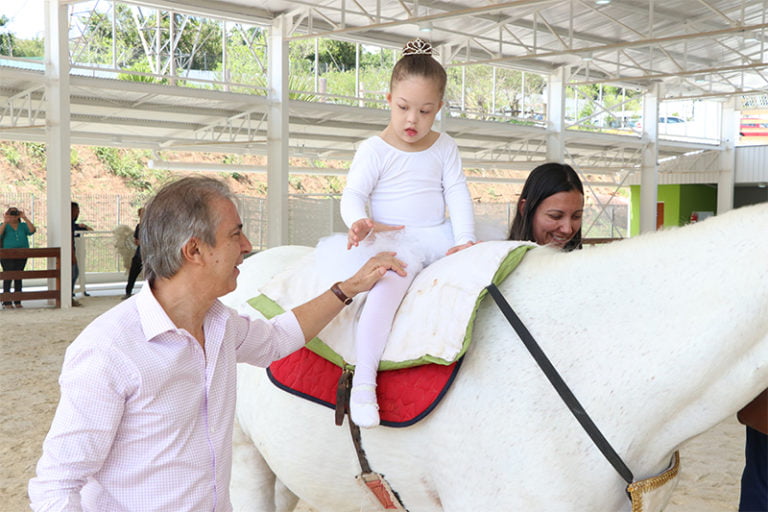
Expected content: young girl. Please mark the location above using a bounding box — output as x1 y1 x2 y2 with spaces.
320 38 477 428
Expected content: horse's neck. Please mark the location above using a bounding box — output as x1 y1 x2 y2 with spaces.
497 205 768 475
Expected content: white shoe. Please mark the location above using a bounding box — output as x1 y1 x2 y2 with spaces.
350 384 380 428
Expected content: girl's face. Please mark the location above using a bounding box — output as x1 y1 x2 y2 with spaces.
385 76 443 150
525 190 584 248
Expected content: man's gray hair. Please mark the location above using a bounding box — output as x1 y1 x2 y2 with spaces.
140 176 235 282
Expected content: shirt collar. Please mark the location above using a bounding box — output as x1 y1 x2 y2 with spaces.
136 283 230 342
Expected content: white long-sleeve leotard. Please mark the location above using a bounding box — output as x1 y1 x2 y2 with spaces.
340 132 475 245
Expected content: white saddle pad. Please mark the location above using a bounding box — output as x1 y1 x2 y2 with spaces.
250 240 535 369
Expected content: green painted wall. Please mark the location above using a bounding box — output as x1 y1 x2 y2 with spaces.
629 184 718 236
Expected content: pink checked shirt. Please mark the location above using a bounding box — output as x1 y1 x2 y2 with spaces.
29 284 304 511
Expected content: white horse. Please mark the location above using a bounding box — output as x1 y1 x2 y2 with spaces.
223 203 768 512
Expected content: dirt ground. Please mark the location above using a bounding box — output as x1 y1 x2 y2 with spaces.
1 296 746 511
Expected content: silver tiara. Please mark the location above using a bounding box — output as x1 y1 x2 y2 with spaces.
403 38 435 56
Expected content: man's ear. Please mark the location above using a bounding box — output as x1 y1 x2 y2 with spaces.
181 237 203 264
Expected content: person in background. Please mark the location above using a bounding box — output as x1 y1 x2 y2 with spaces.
508 162 584 251
71 201 93 306
0 207 37 309
737 389 768 511
29 176 405 511
122 207 144 300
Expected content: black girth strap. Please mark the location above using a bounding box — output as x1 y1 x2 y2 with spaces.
486 283 635 485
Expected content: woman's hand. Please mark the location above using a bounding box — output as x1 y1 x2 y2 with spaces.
347 219 405 249
445 240 477 256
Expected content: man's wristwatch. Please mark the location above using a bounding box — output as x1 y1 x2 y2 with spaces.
330 281 352 305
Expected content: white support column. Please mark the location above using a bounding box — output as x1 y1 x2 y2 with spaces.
355 42 362 107
639 83 661 234
546 66 567 163
437 47 448 133
45 0 73 307
267 16 290 247
717 98 737 214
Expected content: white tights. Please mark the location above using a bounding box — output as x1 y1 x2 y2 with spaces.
351 265 421 402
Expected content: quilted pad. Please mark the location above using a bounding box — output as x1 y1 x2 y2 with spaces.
267 347 462 427
251 241 535 370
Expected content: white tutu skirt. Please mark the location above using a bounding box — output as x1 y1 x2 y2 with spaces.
314 221 455 284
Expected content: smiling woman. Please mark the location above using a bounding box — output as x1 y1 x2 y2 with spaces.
508 162 585 251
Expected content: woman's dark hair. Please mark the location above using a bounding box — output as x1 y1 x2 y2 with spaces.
508 162 584 251
390 38 447 98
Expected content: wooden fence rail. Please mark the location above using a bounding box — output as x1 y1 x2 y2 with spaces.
0 247 62 308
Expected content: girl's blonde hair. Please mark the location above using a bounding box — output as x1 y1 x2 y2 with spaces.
389 38 447 98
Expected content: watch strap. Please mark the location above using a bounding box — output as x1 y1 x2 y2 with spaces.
331 281 353 305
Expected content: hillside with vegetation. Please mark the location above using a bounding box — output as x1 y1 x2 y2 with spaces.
0 140 543 209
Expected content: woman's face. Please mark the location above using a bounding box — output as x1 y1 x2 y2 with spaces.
528 190 584 248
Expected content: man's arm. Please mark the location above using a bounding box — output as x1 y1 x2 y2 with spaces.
291 252 406 342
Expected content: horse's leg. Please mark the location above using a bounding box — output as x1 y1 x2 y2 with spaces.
274 480 300 512
231 416 281 512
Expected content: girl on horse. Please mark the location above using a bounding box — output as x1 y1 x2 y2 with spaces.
317 38 476 428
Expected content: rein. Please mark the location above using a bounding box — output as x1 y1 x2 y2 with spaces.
485 283 635 486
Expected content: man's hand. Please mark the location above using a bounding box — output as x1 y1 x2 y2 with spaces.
340 251 407 297
292 252 407 342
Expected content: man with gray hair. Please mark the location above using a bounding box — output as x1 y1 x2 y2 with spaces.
29 176 406 511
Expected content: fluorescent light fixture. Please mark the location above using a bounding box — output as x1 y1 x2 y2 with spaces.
595 0 611 4
582 53 594 62
418 21 433 33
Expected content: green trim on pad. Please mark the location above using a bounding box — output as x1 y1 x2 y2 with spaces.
248 295 347 368
247 244 535 370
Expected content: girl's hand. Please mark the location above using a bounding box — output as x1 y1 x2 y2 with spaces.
347 219 404 249
347 218 374 249
445 240 477 256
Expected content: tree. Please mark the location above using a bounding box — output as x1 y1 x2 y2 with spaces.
0 15 14 56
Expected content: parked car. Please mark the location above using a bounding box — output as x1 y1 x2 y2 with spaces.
633 116 687 133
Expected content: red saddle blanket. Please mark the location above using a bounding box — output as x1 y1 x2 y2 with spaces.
267 347 463 428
